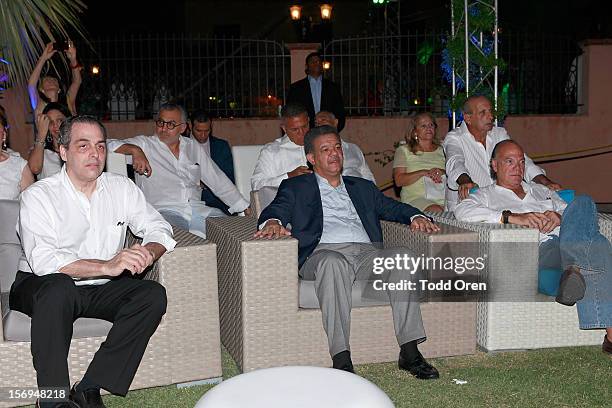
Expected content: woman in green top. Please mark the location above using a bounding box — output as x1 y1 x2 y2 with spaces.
393 112 446 212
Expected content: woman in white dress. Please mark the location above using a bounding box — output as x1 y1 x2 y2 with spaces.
27 103 69 179
0 113 34 200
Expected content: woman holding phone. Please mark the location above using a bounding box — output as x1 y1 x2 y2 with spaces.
28 41 82 117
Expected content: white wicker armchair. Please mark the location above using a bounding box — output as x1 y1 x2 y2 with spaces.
206 215 479 372
427 211 612 351
0 205 222 408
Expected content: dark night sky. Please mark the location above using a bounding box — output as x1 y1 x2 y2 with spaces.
81 0 612 40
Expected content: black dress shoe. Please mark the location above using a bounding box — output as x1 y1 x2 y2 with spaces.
70 384 106 408
332 350 355 373
398 353 439 380
57 403 80 408
555 266 586 306
35 399 79 408
603 334 612 355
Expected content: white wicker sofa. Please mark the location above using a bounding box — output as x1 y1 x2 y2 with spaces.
427 211 612 351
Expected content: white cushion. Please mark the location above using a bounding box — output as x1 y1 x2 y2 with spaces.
231 145 264 200
3 308 112 342
0 200 21 292
105 151 129 177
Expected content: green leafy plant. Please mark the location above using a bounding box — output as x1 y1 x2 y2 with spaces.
0 0 88 86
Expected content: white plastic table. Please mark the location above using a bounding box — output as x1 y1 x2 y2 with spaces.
195 366 395 408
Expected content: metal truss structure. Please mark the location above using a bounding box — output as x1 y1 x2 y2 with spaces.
383 0 401 115
450 0 499 127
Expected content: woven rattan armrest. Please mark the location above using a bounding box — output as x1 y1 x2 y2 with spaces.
126 227 222 384
206 216 297 368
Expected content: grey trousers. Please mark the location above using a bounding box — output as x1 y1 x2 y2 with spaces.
299 243 426 357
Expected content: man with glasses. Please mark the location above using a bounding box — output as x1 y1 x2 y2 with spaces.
107 103 249 238
251 103 374 193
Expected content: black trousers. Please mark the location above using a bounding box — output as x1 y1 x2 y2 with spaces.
9 271 167 396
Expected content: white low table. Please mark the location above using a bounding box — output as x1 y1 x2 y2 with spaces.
195 366 394 408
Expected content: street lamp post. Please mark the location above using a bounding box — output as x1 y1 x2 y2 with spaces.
290 3 334 43
320 4 333 20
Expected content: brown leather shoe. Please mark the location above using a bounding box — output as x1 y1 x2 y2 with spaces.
603 334 612 355
555 266 586 306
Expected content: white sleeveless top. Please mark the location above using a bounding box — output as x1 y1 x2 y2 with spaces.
0 153 28 200
40 149 63 179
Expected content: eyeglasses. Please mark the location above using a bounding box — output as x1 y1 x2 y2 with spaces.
155 120 184 130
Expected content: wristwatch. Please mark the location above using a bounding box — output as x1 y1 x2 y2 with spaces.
502 210 512 224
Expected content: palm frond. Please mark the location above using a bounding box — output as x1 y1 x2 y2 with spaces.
0 0 88 86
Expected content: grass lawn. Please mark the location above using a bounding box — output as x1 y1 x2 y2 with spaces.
30 346 611 408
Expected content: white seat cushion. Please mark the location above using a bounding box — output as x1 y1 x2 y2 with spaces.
231 145 264 199
3 307 112 342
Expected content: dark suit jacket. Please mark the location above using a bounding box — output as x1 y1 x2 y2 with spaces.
286 77 346 132
258 173 423 269
201 134 235 214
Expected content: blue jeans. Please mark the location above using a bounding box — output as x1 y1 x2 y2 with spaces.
539 195 612 329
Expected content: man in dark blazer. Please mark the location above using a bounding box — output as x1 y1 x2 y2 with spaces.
286 52 346 132
255 125 441 379
190 110 235 215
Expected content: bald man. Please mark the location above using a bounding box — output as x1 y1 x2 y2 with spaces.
455 140 611 355
443 95 561 212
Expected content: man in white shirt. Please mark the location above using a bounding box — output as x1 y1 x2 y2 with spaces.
10 115 177 408
107 104 249 238
455 140 611 353
251 103 375 192
443 95 561 212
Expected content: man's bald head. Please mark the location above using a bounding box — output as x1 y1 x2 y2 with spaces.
491 139 523 160
491 140 526 187
462 95 491 115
